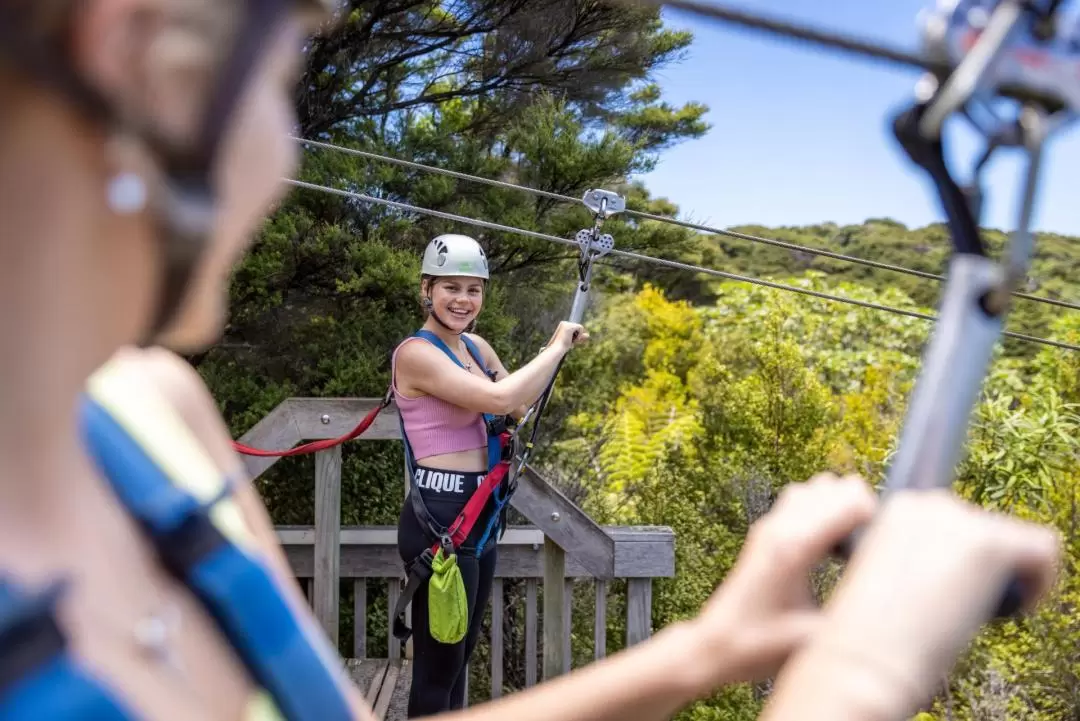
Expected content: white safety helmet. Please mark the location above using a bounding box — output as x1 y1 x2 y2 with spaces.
421 234 489 280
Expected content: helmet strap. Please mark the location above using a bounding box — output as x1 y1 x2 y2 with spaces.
140 0 291 345
423 295 464 336
0 0 293 347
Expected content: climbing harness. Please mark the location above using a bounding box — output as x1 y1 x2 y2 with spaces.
0 578 135 719
390 329 515 642
78 365 356 721
232 392 393 458
638 0 1079 618
0 362 358 720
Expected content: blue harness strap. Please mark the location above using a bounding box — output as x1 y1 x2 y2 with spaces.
79 395 355 721
400 330 515 556
411 329 504 471
0 577 134 719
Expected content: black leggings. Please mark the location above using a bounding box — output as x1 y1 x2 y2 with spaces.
397 465 499 717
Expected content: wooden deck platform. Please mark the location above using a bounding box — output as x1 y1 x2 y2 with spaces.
242 397 677 714
348 658 412 721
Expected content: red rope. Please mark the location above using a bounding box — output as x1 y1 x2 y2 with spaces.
231 402 387 457
429 432 512 552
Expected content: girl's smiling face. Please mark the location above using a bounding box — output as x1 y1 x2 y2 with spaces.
426 276 485 331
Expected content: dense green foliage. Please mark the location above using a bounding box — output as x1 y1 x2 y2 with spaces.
550 284 1080 720
194 2 1080 716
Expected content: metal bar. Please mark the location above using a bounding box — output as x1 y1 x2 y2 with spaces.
568 258 596 324
630 0 945 72
882 255 1005 495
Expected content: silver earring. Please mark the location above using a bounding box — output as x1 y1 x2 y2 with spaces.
107 171 148 215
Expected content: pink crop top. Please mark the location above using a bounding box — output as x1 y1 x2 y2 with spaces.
391 336 488 461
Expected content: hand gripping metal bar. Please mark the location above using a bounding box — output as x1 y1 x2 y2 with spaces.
510 190 624 478
834 0 1074 620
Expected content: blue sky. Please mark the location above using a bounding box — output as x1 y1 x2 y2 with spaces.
637 0 1080 236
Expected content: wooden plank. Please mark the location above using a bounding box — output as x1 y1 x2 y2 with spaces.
278 525 675 580
610 526 677 578
525 579 538 687
364 660 390 709
626 578 653 646
511 466 614 579
563 578 573 674
278 524 670 548
313 447 342 646
542 537 566 681
594 580 607 660
344 659 387 707
384 660 412 721
388 580 401 661
290 398 403 441
354 579 367 659
373 659 402 720
236 400 301 480
491 579 503 699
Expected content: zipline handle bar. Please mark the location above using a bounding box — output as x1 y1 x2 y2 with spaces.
512 189 623 475
630 0 1078 620
836 0 1069 620
569 189 621 323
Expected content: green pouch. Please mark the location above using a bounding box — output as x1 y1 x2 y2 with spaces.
429 548 468 644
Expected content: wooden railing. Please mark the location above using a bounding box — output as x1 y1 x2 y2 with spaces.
278 525 674 691
241 398 676 702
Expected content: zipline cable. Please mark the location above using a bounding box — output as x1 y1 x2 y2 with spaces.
292 136 1080 313
283 178 1080 353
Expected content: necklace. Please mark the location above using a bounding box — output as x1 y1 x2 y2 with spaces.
456 344 473 371
133 600 185 676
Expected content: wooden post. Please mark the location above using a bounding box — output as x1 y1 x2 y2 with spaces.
525 579 538 687
626 578 653 647
563 579 573 674
542 536 566 681
491 579 504 698
388 580 401 660
353 579 367 658
594 580 607 660
314 446 342 646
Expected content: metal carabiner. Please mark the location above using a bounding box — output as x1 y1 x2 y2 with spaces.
569 189 622 323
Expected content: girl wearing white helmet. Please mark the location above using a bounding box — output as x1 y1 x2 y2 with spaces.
391 233 587 715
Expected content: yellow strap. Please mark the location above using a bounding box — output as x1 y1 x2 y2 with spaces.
87 358 287 719
85 359 255 549
244 691 287 721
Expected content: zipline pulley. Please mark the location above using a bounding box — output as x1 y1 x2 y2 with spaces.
506 188 625 482
569 189 623 324
582 189 626 218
